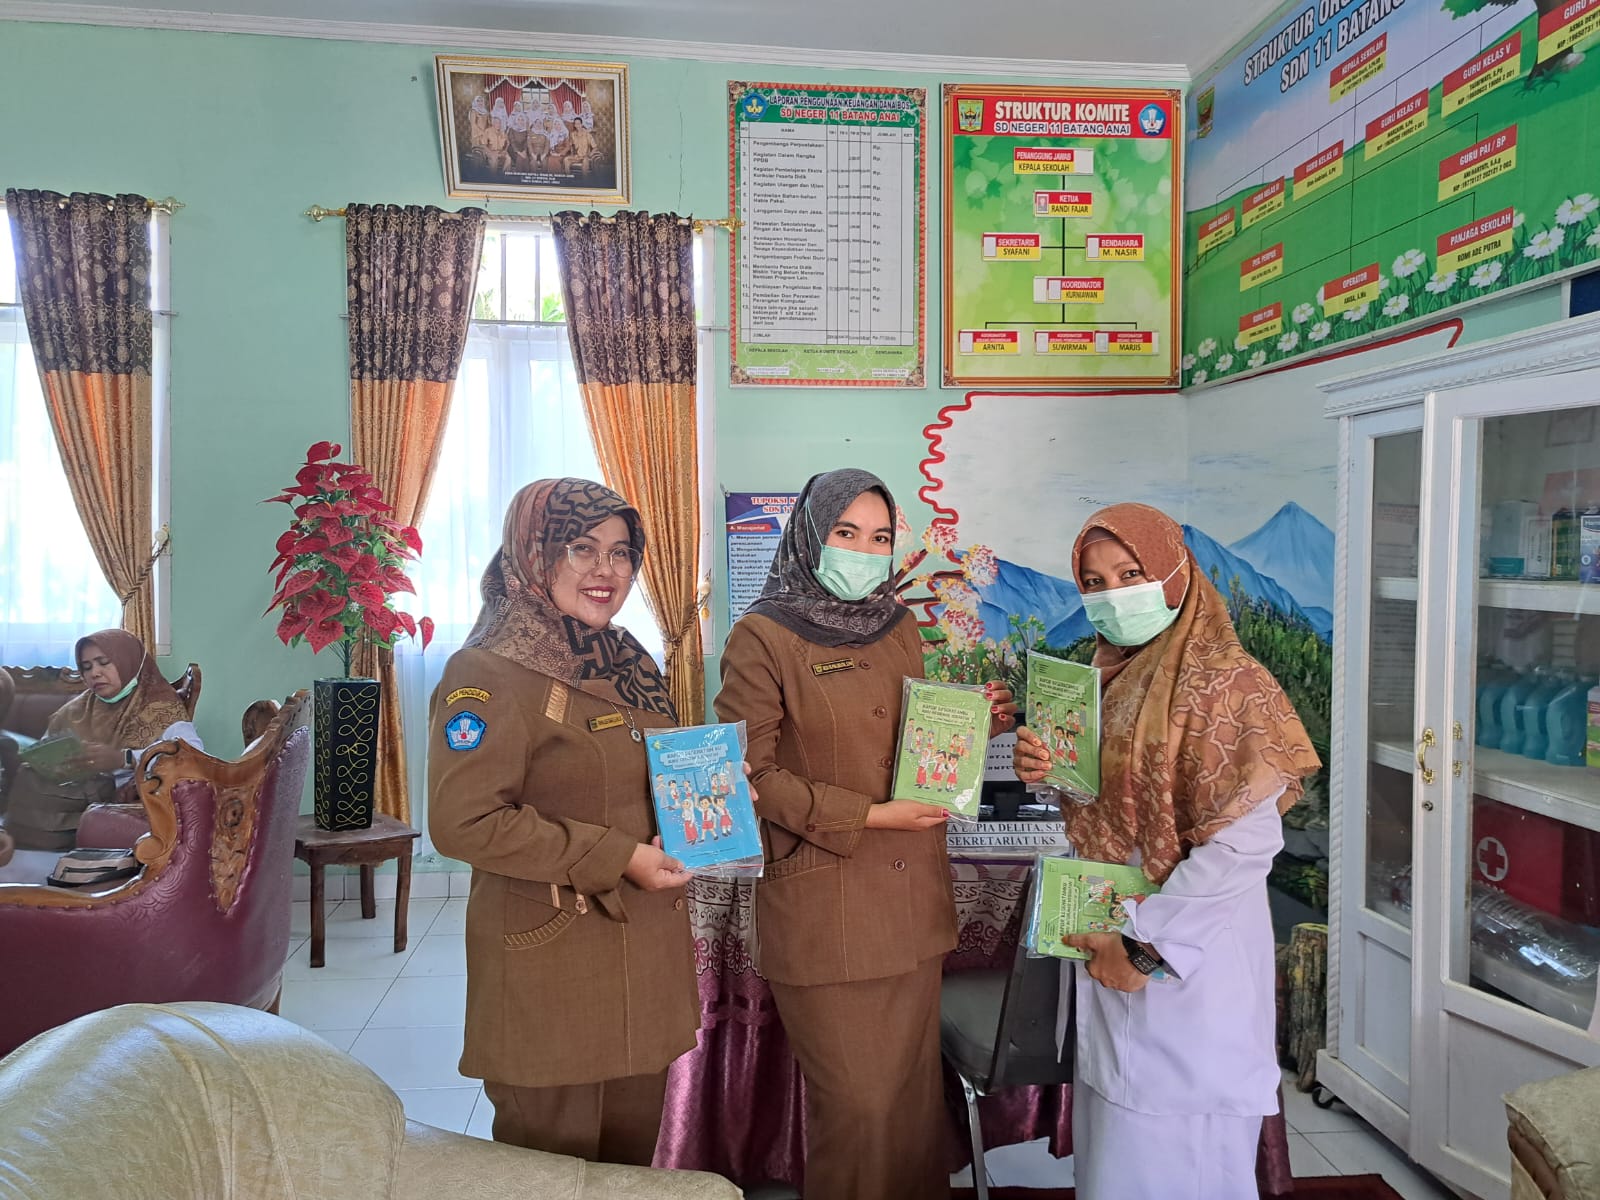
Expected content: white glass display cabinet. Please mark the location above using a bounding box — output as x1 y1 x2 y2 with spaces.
1318 314 1600 1200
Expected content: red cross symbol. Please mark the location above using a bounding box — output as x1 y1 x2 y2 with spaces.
1476 835 1509 883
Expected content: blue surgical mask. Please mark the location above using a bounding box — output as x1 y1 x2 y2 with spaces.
809 510 892 601
95 676 138 704
1081 564 1185 647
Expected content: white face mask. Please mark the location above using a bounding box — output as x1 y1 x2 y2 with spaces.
1080 562 1186 646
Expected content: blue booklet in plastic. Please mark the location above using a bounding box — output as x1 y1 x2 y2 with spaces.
645 722 763 877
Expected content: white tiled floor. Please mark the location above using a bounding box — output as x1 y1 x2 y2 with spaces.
280 899 1457 1199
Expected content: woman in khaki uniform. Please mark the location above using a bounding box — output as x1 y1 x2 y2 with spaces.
715 468 1013 1200
429 477 698 1166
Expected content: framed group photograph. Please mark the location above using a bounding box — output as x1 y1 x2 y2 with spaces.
434 55 630 205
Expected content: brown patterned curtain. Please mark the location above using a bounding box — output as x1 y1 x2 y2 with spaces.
551 211 704 722
346 203 486 824
7 190 157 644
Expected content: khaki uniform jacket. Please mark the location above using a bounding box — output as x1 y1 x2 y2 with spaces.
429 648 698 1088
714 611 957 987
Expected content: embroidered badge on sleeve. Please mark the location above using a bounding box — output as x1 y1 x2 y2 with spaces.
445 711 487 752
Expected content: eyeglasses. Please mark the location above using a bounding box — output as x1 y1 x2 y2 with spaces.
563 541 643 577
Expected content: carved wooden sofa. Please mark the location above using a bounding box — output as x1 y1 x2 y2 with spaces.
0 690 308 1059
0 662 201 811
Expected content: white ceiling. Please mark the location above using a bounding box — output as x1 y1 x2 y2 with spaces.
12 0 1282 75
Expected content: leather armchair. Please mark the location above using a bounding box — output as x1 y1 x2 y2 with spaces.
0 691 308 1059
0 1001 741 1200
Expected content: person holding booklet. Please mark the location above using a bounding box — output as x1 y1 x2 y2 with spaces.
715 467 1016 1200
1012 503 1320 1200
428 478 707 1166
2 630 202 851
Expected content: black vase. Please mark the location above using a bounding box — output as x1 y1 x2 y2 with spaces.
314 677 381 831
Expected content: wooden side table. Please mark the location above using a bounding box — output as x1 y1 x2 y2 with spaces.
293 814 421 969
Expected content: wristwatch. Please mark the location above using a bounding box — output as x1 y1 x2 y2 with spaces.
1121 934 1164 976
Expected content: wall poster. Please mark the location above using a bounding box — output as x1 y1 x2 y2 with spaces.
724 491 798 619
1183 0 1600 387
942 83 1184 389
730 82 926 386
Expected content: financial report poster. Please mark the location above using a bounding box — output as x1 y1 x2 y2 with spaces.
730 82 926 386
1184 0 1600 387
943 83 1183 389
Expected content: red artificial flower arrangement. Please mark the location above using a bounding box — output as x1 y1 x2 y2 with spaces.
265 441 434 671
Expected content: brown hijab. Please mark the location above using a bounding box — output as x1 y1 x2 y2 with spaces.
45 630 188 750
462 477 675 718
1067 503 1321 883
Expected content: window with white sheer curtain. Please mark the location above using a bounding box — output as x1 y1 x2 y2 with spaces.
396 224 710 857
0 211 171 667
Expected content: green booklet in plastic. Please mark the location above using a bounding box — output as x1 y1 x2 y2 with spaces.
891 679 991 817
1025 651 1100 801
17 731 86 778
1025 854 1160 960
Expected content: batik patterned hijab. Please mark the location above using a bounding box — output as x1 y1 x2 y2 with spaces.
744 467 908 648
46 629 188 750
462 477 675 718
1066 503 1322 883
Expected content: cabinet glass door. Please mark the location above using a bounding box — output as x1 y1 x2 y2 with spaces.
1453 402 1600 1031
1414 373 1600 1199
1366 430 1423 929
1336 409 1424 1111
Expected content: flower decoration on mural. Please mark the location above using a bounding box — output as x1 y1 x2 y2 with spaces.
265 441 434 672
1292 302 1315 325
1524 228 1565 260
1425 270 1457 294
1383 295 1410 318
1393 249 1426 278
1470 261 1504 289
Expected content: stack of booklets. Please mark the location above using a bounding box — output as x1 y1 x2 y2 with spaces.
1024 651 1101 803
890 679 992 818
1024 854 1162 963
646 721 763 878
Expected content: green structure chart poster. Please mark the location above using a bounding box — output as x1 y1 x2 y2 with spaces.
943 84 1183 388
729 82 926 387
1184 0 1600 387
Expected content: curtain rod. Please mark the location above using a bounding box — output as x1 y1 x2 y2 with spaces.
305 204 737 235
53 197 184 214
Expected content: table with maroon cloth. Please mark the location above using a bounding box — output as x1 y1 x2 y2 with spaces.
653 857 1295 1194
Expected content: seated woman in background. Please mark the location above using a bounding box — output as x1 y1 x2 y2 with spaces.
1 630 200 851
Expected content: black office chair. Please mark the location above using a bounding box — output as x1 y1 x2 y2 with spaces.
939 870 1074 1200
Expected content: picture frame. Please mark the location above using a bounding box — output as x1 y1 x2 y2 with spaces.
434 55 630 205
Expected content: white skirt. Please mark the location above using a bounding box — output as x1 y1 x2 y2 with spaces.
1072 1078 1263 1200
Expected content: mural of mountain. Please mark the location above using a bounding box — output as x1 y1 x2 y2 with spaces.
970 508 1335 646
973 557 1091 648
1183 524 1330 638
1228 502 1335 617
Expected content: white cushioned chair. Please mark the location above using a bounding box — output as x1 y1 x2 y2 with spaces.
0 1001 741 1200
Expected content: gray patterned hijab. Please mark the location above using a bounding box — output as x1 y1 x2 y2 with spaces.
744 468 909 648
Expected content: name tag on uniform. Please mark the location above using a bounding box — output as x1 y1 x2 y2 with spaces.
812 658 856 676
587 712 627 732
